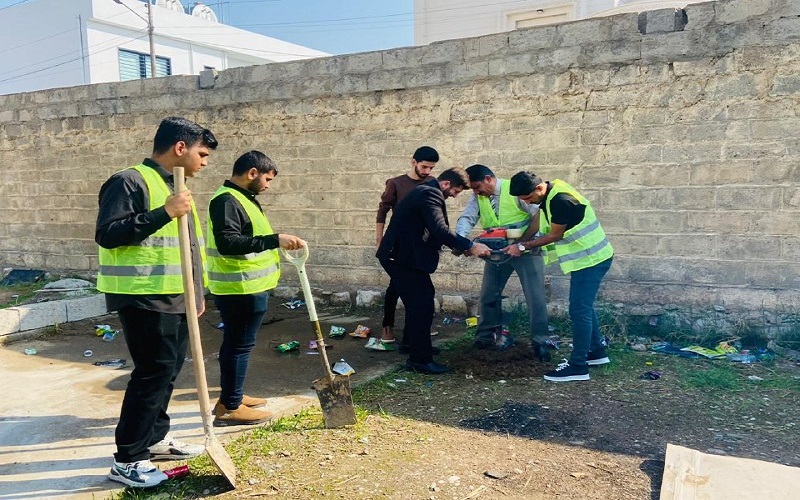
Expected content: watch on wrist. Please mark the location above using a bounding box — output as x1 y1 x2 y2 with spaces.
517 243 526 252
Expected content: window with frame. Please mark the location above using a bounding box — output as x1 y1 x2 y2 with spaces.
119 49 172 80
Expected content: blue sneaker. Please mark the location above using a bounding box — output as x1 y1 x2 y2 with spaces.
108 460 167 488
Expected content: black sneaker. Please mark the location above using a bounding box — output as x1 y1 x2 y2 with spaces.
543 360 590 382
587 348 610 366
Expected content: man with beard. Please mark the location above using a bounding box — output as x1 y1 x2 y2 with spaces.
97 116 216 488
373 146 439 349
207 150 305 425
377 168 491 374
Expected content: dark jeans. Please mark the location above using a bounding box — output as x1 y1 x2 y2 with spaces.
474 253 549 346
569 257 613 367
114 306 188 463
214 292 269 410
380 259 435 364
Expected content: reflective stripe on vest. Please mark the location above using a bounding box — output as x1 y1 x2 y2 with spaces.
477 179 530 231
206 186 280 295
97 164 208 294
540 179 613 274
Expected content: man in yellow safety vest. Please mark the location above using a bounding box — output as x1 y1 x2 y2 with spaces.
507 171 614 382
96 116 217 488
455 165 550 360
207 150 305 426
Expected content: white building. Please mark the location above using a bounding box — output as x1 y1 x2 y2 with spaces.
0 0 328 95
414 0 707 45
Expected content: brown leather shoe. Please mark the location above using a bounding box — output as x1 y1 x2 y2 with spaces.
213 402 273 427
242 395 267 408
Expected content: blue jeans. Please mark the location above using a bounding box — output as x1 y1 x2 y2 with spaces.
215 292 269 410
568 257 612 367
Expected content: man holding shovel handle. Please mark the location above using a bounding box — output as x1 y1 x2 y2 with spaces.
206 150 305 426
96 117 216 488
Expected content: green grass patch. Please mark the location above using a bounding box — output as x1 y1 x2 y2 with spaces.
0 282 45 308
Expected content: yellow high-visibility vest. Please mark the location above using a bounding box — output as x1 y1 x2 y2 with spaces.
477 179 530 231
540 179 613 274
97 164 207 294
206 186 280 295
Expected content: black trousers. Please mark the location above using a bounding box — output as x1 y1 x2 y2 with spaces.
114 306 188 463
380 259 435 364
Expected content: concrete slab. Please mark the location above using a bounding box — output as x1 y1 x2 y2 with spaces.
660 443 800 499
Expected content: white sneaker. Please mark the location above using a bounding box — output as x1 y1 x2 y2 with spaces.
108 459 167 488
148 433 204 461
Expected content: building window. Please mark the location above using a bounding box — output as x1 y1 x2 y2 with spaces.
119 49 172 80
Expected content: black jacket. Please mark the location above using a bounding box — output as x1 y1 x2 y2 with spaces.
376 178 473 274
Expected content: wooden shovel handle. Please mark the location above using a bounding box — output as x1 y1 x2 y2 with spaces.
173 167 215 432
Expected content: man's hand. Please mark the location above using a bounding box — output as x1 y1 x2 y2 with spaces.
165 190 193 218
468 242 491 258
504 243 524 257
279 234 306 250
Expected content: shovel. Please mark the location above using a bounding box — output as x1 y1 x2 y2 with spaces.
281 245 357 428
174 167 237 488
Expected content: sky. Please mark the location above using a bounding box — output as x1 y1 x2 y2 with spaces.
0 0 415 55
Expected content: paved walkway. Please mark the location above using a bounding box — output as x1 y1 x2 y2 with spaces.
0 307 399 499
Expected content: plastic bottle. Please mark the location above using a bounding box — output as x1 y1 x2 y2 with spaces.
726 350 757 364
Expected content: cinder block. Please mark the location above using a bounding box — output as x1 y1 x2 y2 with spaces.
65 294 107 322
639 9 688 35
0 308 21 335
441 295 468 315
355 290 382 308
330 292 351 307
17 301 67 331
272 286 300 299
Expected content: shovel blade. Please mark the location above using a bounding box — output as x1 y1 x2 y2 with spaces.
312 375 356 428
205 435 237 488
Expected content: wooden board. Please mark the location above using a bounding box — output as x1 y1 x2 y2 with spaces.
661 443 800 500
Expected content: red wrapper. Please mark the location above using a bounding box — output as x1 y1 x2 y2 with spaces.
163 464 190 479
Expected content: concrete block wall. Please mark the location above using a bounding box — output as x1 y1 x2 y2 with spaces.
1 0 799 314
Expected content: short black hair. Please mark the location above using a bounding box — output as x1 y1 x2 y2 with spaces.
232 150 278 176
413 146 439 163
465 164 495 182
437 167 469 189
152 116 218 154
509 171 544 196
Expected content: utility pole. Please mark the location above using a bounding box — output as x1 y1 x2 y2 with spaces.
113 0 157 77
146 0 156 77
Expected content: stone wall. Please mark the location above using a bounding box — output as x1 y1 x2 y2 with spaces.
1 0 799 314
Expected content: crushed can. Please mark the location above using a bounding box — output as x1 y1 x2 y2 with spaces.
275 340 300 353
163 464 190 479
